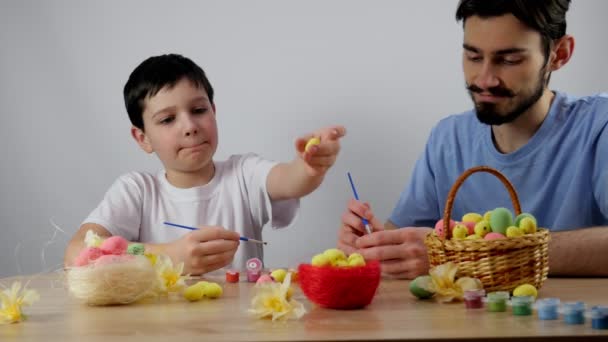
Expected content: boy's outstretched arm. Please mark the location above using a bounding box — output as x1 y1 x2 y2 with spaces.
267 125 346 201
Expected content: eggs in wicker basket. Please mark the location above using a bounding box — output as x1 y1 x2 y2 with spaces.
298 249 380 309
435 208 538 241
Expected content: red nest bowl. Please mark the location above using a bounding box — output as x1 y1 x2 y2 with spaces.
298 261 381 309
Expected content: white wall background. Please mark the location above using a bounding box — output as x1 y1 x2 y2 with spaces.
1 0 606 277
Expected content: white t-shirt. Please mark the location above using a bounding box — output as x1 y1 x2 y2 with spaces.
83 153 299 270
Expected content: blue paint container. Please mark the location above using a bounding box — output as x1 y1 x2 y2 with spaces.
590 306 608 330
562 301 585 325
537 298 560 320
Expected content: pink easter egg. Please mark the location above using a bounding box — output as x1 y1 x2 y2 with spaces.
434 219 456 238
484 232 506 240
461 221 476 235
73 247 104 266
100 236 129 255
256 274 275 284
94 254 135 266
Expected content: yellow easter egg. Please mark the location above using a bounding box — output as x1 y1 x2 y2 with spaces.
271 269 287 283
311 253 330 266
452 224 468 239
506 226 524 238
183 283 205 301
474 220 491 237
519 217 538 234
203 282 223 299
304 137 321 152
483 210 492 222
462 213 483 223
347 252 364 262
465 234 480 240
513 284 538 298
323 248 346 264
333 259 349 267
347 256 366 267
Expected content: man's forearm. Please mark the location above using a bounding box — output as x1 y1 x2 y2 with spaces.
548 227 608 276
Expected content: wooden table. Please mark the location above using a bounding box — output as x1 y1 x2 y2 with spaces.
1 273 608 341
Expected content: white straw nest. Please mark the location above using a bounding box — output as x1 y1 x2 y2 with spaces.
67 255 157 306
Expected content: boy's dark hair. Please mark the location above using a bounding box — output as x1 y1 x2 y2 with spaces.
456 0 571 61
123 54 214 130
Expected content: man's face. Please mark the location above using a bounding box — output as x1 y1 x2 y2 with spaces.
462 14 550 125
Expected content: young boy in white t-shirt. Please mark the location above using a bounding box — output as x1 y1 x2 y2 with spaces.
64 53 345 275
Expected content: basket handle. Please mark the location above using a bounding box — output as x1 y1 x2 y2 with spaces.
442 166 521 240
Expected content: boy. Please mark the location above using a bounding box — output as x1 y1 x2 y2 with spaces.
64 53 345 275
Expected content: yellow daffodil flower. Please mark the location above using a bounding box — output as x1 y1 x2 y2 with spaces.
248 272 306 321
154 255 186 295
427 262 483 303
0 281 39 324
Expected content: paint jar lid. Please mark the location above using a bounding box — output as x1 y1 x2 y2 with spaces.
464 289 486 300
537 298 560 309
562 301 585 314
512 295 534 306
590 306 608 319
487 291 509 302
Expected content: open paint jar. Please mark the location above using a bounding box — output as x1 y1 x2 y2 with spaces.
512 296 534 316
537 298 560 320
463 289 485 309
590 306 608 330
486 291 509 312
562 301 585 325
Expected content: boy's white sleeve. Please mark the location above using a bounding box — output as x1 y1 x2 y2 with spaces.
82 173 143 241
238 153 299 230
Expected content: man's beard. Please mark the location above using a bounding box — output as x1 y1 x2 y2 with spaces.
467 68 548 126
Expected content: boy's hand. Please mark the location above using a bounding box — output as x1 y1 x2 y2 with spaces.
337 199 384 254
166 226 240 275
295 125 346 177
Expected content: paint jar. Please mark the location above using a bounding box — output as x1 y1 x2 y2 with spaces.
590 306 608 330
537 298 560 320
512 296 534 316
463 289 485 309
486 291 509 312
247 270 261 282
225 269 240 283
562 301 585 325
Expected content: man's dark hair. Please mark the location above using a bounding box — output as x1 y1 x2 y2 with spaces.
123 54 214 130
456 0 571 60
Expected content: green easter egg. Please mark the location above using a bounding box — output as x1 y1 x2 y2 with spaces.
127 243 145 255
489 207 513 235
409 275 435 299
515 213 537 227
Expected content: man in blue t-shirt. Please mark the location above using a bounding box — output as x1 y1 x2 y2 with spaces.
338 0 608 279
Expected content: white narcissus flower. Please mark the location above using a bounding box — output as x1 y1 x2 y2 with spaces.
248 272 306 321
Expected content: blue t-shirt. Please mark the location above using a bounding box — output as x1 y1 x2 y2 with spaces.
389 91 608 231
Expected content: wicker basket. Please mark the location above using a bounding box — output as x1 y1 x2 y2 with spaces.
424 166 550 293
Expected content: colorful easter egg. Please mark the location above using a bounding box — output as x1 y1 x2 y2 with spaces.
474 220 491 238
513 284 538 298
462 213 483 224
484 232 506 240
452 224 469 239
489 207 513 235
434 219 456 238
506 226 524 237
100 236 129 255
519 217 538 234
515 213 537 227
409 275 435 299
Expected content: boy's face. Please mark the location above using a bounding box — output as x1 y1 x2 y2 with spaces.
132 78 218 178
462 14 551 125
